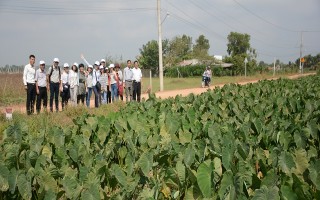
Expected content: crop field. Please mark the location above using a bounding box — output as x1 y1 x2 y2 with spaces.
0 71 306 107
0 74 319 199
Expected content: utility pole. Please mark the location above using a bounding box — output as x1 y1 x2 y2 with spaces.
299 31 303 74
273 57 276 76
157 0 164 91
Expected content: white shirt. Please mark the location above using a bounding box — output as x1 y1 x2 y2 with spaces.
132 67 142 82
23 63 35 85
123 66 133 81
92 70 100 86
35 68 47 87
61 71 69 85
69 70 78 88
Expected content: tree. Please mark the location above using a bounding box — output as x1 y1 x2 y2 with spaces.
138 39 169 75
227 32 251 57
226 32 257 75
193 35 210 59
165 34 193 66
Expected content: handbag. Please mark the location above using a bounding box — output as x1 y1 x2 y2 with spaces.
95 71 101 91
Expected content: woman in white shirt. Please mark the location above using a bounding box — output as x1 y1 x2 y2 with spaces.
86 65 93 107
69 63 79 106
60 63 70 110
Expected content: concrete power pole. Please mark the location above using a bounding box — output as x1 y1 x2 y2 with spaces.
157 0 164 91
299 31 303 74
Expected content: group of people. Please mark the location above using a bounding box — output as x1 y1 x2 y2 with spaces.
23 54 143 115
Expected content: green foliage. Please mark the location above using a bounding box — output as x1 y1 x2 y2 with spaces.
0 75 320 199
164 65 207 77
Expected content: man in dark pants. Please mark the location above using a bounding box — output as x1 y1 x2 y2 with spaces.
23 55 36 115
132 60 142 102
35 60 48 113
47 58 61 112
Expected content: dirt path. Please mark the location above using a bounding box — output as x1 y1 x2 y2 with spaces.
1 73 315 114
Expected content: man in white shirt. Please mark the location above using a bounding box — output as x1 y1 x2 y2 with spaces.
123 60 134 102
35 60 48 114
132 60 142 102
23 55 36 115
92 61 101 107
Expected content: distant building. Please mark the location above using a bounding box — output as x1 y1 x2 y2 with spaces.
214 55 223 63
178 59 200 66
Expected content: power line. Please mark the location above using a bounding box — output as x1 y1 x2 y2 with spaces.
232 0 320 33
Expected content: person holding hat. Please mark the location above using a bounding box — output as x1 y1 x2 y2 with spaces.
108 64 118 102
47 58 61 112
92 61 101 107
69 63 79 106
60 63 70 110
35 60 48 114
86 65 93 107
77 63 86 105
23 54 36 115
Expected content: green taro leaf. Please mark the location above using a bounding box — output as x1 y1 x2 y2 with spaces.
197 162 212 198
81 183 100 200
0 165 10 192
184 144 195 167
280 185 298 200
86 116 98 131
137 152 153 177
252 185 280 200
178 129 192 145
17 173 32 200
8 168 18 194
293 149 309 176
176 160 185 184
278 151 296 175
309 160 320 190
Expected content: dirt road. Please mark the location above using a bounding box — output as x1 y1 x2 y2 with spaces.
1 73 315 114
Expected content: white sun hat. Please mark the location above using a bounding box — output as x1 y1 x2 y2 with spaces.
39 60 45 65
53 58 59 62
63 63 69 68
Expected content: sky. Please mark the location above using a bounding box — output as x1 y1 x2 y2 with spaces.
0 0 319 67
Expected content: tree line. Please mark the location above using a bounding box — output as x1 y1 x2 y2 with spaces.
138 31 320 76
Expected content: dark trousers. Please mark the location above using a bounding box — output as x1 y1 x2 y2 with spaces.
36 86 47 113
26 83 36 115
107 86 111 103
133 81 141 102
77 94 85 105
50 82 60 112
93 86 100 108
61 86 70 110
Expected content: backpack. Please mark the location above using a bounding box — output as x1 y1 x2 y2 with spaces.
49 66 61 82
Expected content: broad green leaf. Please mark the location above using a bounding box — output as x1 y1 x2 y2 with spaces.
185 186 202 200
81 183 100 200
178 129 192 145
197 163 212 198
86 116 98 131
184 145 195 167
0 165 10 192
213 157 222 183
17 173 32 200
44 189 57 200
221 145 233 170
218 170 234 199
118 146 127 159
293 149 309 175
137 152 153 177
62 176 81 199
280 185 298 200
309 160 320 190
41 145 52 161
252 185 280 200
112 164 127 187
278 151 295 175
176 160 185 184
8 168 18 194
